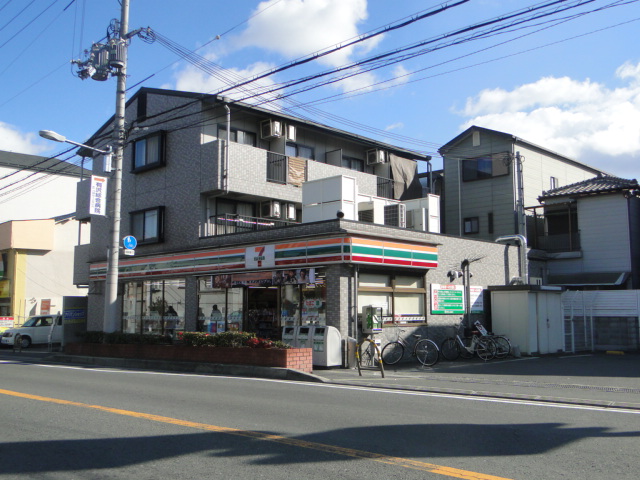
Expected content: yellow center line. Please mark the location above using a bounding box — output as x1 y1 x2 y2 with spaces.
1 388 512 480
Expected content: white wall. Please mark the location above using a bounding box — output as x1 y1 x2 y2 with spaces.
0 165 80 223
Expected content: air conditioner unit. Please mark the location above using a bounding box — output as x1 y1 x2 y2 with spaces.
384 204 406 228
406 208 426 231
286 124 296 141
366 149 388 165
260 119 282 139
261 200 281 218
285 203 297 221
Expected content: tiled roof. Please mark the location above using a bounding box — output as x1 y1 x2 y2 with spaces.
540 176 638 199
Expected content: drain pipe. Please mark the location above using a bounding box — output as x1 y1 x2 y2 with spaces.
495 234 528 284
222 97 231 194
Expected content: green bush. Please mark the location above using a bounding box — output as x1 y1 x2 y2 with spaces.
180 331 291 349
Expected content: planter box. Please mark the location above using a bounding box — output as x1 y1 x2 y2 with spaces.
64 343 313 373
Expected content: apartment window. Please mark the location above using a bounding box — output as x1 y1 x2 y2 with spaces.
132 132 165 172
342 155 365 172
464 217 479 234
286 142 314 160
462 152 509 181
218 126 256 146
131 206 164 244
550 176 559 189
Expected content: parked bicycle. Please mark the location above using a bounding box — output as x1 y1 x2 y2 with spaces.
356 337 385 377
440 325 497 361
381 327 440 367
473 320 512 359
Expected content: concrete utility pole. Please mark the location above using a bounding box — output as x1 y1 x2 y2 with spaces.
103 0 130 333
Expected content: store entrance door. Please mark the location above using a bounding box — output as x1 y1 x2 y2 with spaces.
246 287 279 339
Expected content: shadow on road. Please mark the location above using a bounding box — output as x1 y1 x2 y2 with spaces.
2 421 638 474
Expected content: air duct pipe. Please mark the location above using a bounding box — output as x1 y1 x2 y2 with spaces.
495 234 528 284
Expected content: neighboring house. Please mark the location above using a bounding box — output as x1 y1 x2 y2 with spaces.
530 176 640 289
0 215 87 329
0 150 86 223
0 150 88 331
73 87 521 348
438 126 606 242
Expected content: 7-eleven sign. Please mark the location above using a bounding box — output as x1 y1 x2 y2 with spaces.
246 245 275 269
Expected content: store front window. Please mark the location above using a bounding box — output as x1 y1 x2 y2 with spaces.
197 268 326 337
122 278 185 336
357 272 426 326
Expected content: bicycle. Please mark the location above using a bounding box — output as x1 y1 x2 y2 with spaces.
356 337 385 377
473 320 511 359
440 326 497 361
488 334 511 359
381 328 440 367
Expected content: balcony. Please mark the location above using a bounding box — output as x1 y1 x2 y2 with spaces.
532 232 581 252
200 213 298 238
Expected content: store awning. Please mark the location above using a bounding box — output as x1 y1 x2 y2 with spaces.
547 272 629 286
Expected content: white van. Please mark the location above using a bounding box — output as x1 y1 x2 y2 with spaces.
0 315 63 348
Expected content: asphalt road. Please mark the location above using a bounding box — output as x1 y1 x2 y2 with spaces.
1 358 639 480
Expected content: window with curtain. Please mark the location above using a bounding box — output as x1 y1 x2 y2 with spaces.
132 132 165 172
131 206 164 244
358 272 426 325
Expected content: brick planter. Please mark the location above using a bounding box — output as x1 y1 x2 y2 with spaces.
64 343 313 373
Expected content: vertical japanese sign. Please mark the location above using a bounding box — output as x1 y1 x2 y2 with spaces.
470 286 485 313
430 284 465 314
90 175 108 216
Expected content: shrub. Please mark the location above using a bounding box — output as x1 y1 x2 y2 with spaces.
181 331 291 349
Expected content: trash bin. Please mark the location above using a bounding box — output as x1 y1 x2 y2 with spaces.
282 326 297 347
311 326 342 366
296 326 312 348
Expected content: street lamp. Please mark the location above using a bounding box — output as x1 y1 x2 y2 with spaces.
39 130 111 155
39 129 120 334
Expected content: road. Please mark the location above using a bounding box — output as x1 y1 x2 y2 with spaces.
1 359 638 480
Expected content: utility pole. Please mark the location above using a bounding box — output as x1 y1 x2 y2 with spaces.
70 0 133 333
103 0 130 333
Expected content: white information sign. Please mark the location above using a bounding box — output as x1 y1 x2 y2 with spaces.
89 175 108 216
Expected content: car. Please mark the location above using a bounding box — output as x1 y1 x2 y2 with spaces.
1 315 63 349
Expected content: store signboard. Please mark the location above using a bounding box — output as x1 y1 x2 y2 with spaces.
470 286 485 313
245 245 275 269
210 268 316 288
430 284 465 315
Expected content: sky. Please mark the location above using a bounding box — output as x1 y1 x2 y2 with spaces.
0 0 639 178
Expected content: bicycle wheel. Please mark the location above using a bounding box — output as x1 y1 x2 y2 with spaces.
381 341 404 365
493 336 511 359
415 339 440 366
458 337 474 359
475 337 497 361
440 337 459 361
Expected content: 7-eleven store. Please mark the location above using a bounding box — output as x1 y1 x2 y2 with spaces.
89 235 438 341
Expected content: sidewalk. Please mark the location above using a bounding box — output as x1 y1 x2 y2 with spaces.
2 347 638 410
316 353 640 410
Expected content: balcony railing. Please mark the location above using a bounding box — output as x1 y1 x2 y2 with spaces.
377 177 394 199
200 213 298 237
267 152 287 184
533 232 581 252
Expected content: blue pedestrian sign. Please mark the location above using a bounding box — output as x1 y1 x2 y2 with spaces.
123 235 137 250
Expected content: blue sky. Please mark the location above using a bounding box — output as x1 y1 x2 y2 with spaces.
1 0 638 177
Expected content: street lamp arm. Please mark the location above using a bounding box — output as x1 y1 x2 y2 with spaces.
39 130 110 155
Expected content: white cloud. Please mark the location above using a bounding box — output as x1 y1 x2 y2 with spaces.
236 0 375 67
458 62 640 176
385 122 404 131
0 122 48 155
170 62 281 105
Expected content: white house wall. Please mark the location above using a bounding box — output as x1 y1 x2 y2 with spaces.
0 165 80 223
548 195 632 275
